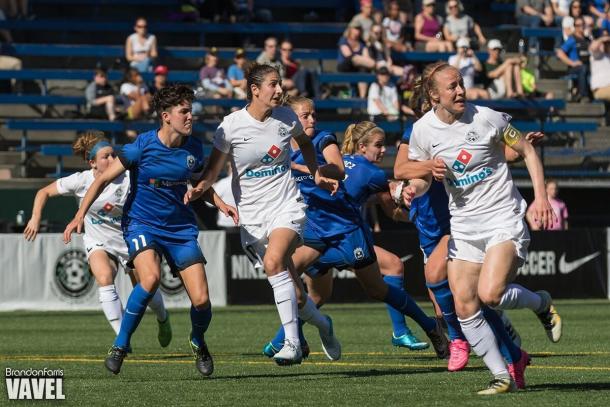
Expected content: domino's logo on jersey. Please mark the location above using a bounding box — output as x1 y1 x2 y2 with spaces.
451 149 473 174
260 145 282 164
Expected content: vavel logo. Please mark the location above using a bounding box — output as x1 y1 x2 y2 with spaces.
518 251 600 275
5 368 65 400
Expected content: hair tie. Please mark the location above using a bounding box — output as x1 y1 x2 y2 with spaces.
88 140 111 160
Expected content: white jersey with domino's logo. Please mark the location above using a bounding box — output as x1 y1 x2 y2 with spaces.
408 103 526 238
213 106 306 225
56 170 130 256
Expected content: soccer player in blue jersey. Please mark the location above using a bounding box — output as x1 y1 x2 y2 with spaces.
64 84 237 377
262 97 429 356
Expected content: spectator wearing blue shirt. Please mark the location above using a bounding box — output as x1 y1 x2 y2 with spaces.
227 48 248 99
556 16 591 101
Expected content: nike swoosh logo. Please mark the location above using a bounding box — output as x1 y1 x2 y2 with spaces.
400 254 413 262
275 299 290 305
86 247 92 253
243 137 252 141
558 252 600 274
432 143 440 148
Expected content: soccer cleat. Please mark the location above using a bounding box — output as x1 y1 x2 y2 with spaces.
273 339 303 366
189 335 214 377
477 377 517 395
447 338 470 372
157 311 172 348
426 320 450 359
508 349 530 389
391 332 429 350
263 341 310 359
104 345 129 375
319 315 341 361
536 290 562 343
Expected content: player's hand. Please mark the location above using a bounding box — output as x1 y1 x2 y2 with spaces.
402 184 416 208
219 203 239 226
23 217 40 241
525 131 544 146
63 215 84 244
184 187 205 205
531 198 557 230
389 180 404 205
430 158 447 181
314 170 339 195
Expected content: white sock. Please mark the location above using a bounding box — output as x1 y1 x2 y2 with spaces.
496 283 543 312
459 310 509 379
147 289 168 321
299 296 330 334
98 285 123 335
268 270 300 346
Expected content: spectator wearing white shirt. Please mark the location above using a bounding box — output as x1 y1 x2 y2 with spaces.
367 66 400 121
589 35 610 101
448 38 489 99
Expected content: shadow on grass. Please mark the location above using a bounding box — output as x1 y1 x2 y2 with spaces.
525 382 610 392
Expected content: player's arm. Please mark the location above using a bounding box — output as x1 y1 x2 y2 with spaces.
294 132 339 194
503 125 556 229
24 181 62 241
63 159 126 243
201 186 238 226
402 174 432 208
186 147 228 204
376 188 409 222
394 143 446 180
504 131 544 163
320 142 345 180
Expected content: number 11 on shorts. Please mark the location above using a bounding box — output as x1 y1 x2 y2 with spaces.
131 234 147 251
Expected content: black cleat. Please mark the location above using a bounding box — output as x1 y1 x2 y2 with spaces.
426 320 450 359
105 345 128 375
189 335 214 377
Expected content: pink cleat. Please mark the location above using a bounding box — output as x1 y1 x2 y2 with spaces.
508 349 530 389
447 339 470 372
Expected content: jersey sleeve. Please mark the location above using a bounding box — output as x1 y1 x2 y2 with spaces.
213 118 232 154
55 172 85 196
368 167 389 193
118 135 144 170
482 107 512 142
400 121 414 144
316 131 338 152
407 125 431 161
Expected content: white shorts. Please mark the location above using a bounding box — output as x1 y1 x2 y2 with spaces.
448 220 530 264
83 234 130 272
239 206 306 269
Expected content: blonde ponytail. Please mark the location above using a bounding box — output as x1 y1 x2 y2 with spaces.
341 121 383 155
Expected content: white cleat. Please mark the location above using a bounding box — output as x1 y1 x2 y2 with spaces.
273 339 303 366
319 315 341 361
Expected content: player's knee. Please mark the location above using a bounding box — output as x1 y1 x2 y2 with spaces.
424 261 446 284
478 287 502 308
383 256 404 277
139 274 160 292
193 298 210 311
263 255 283 275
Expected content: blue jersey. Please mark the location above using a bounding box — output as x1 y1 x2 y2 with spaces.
119 130 206 238
342 154 389 207
291 130 362 237
401 126 451 241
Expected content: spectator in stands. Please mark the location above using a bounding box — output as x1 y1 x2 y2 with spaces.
120 67 151 120
527 179 568 230
0 0 31 20
442 0 486 50
227 48 248 99
587 0 609 28
125 17 158 73
448 38 489 99
199 47 232 99
484 39 525 99
279 39 317 97
556 16 590 101
85 68 117 121
382 0 411 52
338 21 376 97
551 0 572 26
414 0 454 52
0 40 21 93
515 0 554 51
347 0 375 42
563 1 594 39
368 24 405 76
256 37 285 79
588 34 610 102
367 66 400 121
149 65 168 96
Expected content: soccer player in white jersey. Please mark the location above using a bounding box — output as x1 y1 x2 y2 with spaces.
23 131 172 346
187 63 341 365
404 62 562 395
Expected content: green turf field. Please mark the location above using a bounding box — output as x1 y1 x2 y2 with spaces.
1 300 609 406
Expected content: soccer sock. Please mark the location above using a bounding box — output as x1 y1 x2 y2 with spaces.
190 304 212 348
459 310 510 379
268 271 299 346
482 306 522 365
384 284 436 333
114 284 154 349
496 283 543 312
98 285 123 335
426 279 466 341
147 289 168 322
382 275 409 337
299 297 330 335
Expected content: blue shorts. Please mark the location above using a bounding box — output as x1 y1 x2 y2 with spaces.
419 228 450 261
124 225 205 275
304 223 376 278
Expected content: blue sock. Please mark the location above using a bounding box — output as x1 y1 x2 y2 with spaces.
270 319 306 349
384 285 435 332
190 304 212 348
427 279 466 341
482 306 522 364
383 275 409 337
114 284 154 349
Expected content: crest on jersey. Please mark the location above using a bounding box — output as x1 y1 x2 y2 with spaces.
451 149 472 174
465 129 481 144
260 145 282 164
186 154 196 169
278 125 289 138
354 247 365 261
114 187 123 198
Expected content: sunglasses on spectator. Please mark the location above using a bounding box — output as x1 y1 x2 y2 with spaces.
136 24 147 28
448 4 458 9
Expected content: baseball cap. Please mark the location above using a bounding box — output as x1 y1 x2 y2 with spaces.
154 65 168 75
235 48 245 58
423 0 435 6
487 39 503 50
456 38 470 49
